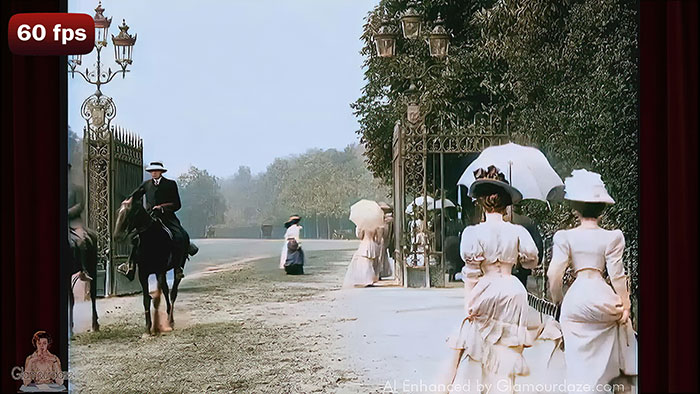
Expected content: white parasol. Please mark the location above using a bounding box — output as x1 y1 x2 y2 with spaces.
405 195 435 214
457 142 563 202
350 199 385 230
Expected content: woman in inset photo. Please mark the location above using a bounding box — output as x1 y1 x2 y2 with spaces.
547 169 637 387
23 331 63 387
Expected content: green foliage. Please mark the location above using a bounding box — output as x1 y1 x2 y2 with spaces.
356 0 638 302
178 166 227 237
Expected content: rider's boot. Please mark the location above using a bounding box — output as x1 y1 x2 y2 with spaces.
118 236 138 281
77 243 93 281
188 242 199 256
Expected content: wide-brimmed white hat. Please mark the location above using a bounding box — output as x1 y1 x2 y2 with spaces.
563 169 615 204
145 161 167 172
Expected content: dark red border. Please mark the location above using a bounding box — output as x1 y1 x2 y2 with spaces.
2 0 68 393
1 0 698 392
639 0 698 391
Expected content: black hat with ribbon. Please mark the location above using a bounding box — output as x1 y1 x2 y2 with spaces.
468 165 523 205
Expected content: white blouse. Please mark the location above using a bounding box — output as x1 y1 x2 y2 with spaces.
284 224 302 241
460 213 539 293
547 226 631 310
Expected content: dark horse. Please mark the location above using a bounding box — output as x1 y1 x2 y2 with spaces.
114 197 188 334
68 231 100 333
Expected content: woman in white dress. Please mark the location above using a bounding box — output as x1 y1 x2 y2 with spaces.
279 215 302 269
342 226 380 288
445 166 539 392
547 170 637 390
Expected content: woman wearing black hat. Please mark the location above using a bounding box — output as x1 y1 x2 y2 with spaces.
445 166 539 392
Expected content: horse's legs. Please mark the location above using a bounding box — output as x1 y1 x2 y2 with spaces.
89 248 99 331
138 271 152 334
169 256 186 326
90 277 99 331
157 272 172 317
69 276 76 337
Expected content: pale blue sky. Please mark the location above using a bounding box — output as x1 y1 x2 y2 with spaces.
68 0 379 178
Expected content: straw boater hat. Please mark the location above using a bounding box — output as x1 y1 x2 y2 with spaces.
145 161 167 172
468 165 523 205
284 215 301 228
563 169 615 204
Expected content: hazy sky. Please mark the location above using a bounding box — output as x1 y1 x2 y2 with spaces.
68 0 378 178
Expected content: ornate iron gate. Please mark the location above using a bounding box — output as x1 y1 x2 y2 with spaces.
82 93 143 296
392 109 511 288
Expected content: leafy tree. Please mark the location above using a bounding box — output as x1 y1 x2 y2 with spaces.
178 166 227 237
220 144 390 238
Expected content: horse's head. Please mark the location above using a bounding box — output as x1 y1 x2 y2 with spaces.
114 197 138 242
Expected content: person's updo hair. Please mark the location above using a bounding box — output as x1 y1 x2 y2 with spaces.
569 201 607 219
477 190 510 214
32 331 52 349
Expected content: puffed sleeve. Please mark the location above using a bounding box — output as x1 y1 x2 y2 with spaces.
460 226 483 307
516 225 539 269
547 231 570 304
606 230 631 310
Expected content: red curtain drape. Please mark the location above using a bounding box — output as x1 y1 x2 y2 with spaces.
639 0 698 391
1 1 66 393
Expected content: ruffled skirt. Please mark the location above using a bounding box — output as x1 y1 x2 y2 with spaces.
342 241 378 288
447 274 532 379
560 276 637 386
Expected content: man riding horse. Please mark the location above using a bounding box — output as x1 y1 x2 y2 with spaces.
118 161 198 281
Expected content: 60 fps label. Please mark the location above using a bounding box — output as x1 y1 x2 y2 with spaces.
8 13 94 55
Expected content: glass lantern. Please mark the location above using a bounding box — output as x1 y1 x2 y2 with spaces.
92 1 112 48
112 19 137 69
428 14 450 58
374 20 397 58
400 3 422 39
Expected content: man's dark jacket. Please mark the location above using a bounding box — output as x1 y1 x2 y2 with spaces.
130 177 188 246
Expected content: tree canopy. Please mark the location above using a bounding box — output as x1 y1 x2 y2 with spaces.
220 144 390 237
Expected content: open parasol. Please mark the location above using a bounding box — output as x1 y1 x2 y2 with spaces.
457 143 563 202
349 199 385 230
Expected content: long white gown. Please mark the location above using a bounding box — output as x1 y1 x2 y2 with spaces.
343 228 379 288
447 213 539 389
279 224 302 269
547 226 637 390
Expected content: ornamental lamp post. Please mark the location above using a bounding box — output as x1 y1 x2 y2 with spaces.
68 2 140 297
400 2 422 39
68 1 137 96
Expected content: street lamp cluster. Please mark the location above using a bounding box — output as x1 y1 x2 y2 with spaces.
372 3 453 122
69 1 137 95
373 3 451 59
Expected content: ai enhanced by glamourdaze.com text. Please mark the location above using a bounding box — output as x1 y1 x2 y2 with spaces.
380 379 625 393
